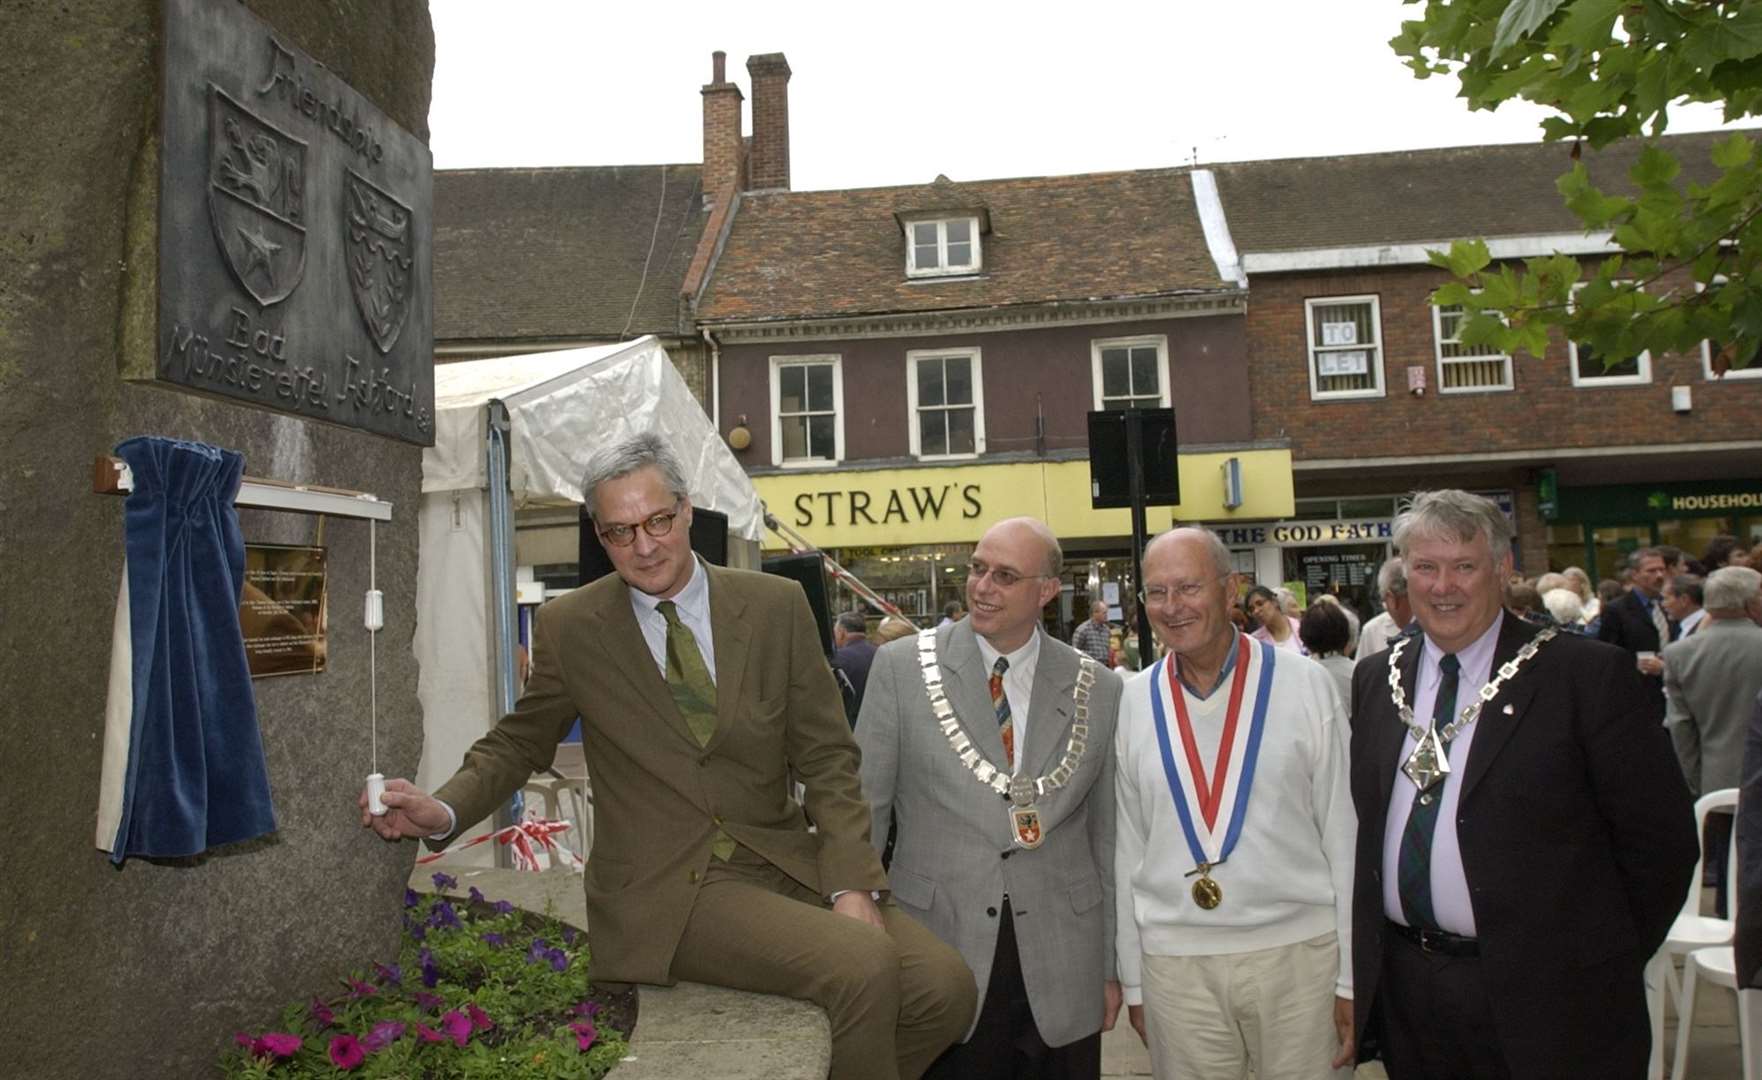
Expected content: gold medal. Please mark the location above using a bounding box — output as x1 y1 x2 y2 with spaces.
1191 873 1222 910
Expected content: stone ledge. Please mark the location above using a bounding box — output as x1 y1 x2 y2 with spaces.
413 866 831 1078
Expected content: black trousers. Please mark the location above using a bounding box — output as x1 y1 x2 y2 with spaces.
923 904 1101 1080
1378 931 1512 1080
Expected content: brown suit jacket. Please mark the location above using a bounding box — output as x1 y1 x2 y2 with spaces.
432 563 888 984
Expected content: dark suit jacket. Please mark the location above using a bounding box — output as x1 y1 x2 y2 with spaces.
1597 590 1676 717
1350 615 1697 1078
432 565 888 985
832 637 878 713
1738 690 1762 989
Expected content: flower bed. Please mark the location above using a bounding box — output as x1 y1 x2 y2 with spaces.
224 873 633 1078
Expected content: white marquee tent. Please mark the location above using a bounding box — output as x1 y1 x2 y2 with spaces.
412 337 764 810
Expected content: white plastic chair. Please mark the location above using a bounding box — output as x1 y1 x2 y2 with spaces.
1649 788 1739 1079
1669 809 1749 1080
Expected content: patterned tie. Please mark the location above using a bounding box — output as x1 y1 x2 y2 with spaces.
1397 652 1460 930
658 600 734 861
1651 597 1671 646
991 656 1014 770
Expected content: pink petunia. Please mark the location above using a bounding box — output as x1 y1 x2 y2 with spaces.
465 1002 494 1031
570 1019 598 1051
414 1021 447 1044
328 1034 366 1070
414 990 446 1013
345 976 378 999
233 1032 252 1048
253 1032 302 1059
441 1009 473 1047
308 996 336 1028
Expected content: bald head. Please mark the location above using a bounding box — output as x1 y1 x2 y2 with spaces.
987 516 1064 577
1144 527 1233 578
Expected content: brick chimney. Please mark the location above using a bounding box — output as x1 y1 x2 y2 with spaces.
701 51 745 206
745 53 791 191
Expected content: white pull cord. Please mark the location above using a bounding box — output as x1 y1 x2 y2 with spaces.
365 518 387 815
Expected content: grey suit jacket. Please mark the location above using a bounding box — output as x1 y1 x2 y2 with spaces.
1663 618 1762 795
857 621 1123 1048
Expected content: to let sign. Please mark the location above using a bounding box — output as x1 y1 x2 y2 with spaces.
143 0 435 444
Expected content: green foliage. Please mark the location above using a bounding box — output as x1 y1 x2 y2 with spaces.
1391 0 1762 372
221 889 627 1079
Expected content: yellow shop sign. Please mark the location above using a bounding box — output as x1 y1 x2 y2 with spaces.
752 451 1293 549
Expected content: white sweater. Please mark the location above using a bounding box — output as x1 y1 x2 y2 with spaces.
1114 639 1356 1004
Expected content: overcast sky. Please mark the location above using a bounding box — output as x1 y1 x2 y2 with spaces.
429 0 1740 191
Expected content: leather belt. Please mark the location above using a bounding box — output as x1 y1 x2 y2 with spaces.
1386 919 1479 957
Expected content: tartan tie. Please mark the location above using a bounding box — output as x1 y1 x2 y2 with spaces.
658 600 733 861
1397 652 1460 930
991 656 1014 770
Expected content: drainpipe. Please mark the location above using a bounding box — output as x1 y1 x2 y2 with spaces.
704 328 722 428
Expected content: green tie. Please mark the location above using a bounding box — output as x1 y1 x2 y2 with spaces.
657 600 734 861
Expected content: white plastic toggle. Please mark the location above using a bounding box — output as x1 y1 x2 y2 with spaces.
366 772 387 816
364 589 384 631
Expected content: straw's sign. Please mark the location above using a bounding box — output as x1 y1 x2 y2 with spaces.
145 0 434 445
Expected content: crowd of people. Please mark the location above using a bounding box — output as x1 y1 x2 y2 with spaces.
359 432 1759 1080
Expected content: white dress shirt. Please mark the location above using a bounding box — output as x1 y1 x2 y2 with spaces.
628 556 717 683
975 630 1041 775
1381 612 1506 937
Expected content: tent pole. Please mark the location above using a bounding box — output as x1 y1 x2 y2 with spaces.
486 399 519 863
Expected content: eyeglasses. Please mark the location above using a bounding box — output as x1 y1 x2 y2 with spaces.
597 502 682 547
1139 574 1229 606
967 560 1045 589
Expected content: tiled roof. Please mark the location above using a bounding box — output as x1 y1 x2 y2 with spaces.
433 164 707 343
695 170 1236 323
1212 129 1751 253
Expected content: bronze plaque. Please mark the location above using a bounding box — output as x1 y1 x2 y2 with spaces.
154 0 434 444
242 544 329 678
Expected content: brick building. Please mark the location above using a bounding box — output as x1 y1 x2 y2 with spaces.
693 163 1295 626
1210 133 1762 593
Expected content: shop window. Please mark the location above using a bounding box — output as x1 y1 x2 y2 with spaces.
1091 335 1170 410
907 348 985 459
1700 277 1762 379
905 216 982 277
770 355 843 466
1569 284 1650 387
1305 296 1384 399
1433 303 1514 392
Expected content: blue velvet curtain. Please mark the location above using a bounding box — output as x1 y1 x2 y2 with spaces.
108 436 276 862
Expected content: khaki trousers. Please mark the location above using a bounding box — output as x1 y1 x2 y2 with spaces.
1139 932 1348 1080
669 848 977 1080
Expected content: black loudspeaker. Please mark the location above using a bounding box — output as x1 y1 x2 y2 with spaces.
1087 408 1180 509
761 552 835 659
577 505 731 587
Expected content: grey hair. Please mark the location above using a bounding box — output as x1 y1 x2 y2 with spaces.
1150 526 1234 577
1542 587 1585 625
1392 490 1513 560
581 432 689 520
1376 556 1408 597
1629 547 1667 570
1704 566 1762 611
834 611 868 635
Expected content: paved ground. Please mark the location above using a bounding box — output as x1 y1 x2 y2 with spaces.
418 865 1748 1078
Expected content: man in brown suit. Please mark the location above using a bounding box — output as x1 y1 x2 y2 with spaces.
362 432 975 1080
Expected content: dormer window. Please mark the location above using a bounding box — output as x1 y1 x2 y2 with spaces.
906 216 981 277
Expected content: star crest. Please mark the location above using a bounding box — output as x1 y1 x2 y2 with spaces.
236 224 281 284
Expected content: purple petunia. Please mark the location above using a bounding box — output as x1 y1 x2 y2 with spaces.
525 937 570 971
373 961 402 986
362 1020 406 1052
570 1019 598 1051
420 946 440 988
441 1009 473 1047
468 885 486 904
329 1033 366 1070
561 926 579 946
481 932 506 948
491 900 514 915
431 870 458 891
403 887 421 909
414 990 446 1013
404 914 427 942
428 899 462 930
